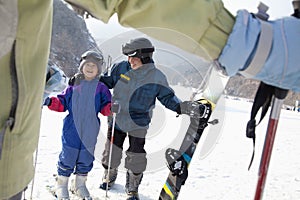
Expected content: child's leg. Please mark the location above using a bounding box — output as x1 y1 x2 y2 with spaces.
125 129 147 174
124 129 147 198
55 142 80 199
72 148 97 198
70 174 90 199
100 128 127 189
57 145 79 176
101 127 127 169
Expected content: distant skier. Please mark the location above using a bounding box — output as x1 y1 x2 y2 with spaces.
99 37 206 200
44 51 112 200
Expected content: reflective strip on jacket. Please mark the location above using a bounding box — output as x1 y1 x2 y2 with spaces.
218 10 300 92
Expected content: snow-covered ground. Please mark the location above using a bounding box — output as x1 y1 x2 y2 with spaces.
31 96 300 200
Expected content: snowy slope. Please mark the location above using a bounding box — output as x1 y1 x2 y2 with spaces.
31 96 300 200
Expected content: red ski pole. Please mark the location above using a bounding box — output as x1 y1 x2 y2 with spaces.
254 88 288 200
254 1 298 198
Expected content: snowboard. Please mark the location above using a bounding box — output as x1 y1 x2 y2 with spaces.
159 99 213 200
159 65 229 200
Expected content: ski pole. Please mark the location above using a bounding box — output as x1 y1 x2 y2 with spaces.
106 101 120 198
254 88 288 200
29 139 39 200
253 1 295 199
292 0 300 18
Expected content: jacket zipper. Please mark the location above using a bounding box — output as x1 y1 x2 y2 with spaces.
0 41 18 159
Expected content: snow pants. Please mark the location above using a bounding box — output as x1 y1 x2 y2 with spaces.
57 125 99 177
57 145 95 177
101 127 147 174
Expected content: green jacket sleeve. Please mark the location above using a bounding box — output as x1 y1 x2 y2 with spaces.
0 0 52 198
0 0 18 59
65 0 235 60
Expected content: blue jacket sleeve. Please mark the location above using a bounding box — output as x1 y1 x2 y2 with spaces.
56 86 73 112
157 74 181 112
100 61 131 89
99 83 112 116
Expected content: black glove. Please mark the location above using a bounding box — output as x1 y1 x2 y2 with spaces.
43 97 52 106
176 101 207 118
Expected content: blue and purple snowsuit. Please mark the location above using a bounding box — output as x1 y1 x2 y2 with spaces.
48 78 111 176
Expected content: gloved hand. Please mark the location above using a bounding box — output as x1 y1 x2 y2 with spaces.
176 101 207 118
43 97 52 106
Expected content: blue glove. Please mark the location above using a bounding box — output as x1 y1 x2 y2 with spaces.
43 97 52 106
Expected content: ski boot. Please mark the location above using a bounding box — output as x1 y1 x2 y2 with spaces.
70 174 92 200
99 168 118 190
56 175 70 200
125 170 143 200
126 191 140 200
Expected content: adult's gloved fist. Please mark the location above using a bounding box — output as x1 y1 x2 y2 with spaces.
176 101 207 118
43 97 52 106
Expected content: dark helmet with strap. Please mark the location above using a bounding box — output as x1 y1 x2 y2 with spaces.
122 38 155 63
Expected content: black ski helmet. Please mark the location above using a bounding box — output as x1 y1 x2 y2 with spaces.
79 50 104 75
122 38 155 63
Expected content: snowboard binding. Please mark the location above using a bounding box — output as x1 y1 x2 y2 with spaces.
165 148 188 184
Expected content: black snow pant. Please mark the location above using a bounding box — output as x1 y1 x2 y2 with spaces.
101 126 147 174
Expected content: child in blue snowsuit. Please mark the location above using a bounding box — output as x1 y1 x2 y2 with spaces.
44 51 111 200
99 38 184 200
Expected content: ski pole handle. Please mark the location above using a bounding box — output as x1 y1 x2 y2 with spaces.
111 102 121 114
292 0 300 18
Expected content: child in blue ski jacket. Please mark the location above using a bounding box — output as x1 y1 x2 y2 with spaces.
44 51 111 199
99 38 202 200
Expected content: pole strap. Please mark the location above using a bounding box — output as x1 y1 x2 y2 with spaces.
246 82 288 170
246 82 275 170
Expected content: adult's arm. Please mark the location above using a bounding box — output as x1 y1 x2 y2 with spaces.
65 0 235 60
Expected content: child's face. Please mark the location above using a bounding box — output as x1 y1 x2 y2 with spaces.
82 62 98 80
128 56 143 70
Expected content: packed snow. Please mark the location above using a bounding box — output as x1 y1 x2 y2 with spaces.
30 95 300 200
